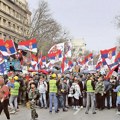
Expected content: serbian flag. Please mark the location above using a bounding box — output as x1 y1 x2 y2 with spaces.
100 47 116 65
46 62 54 69
0 53 7 75
61 56 68 73
109 62 118 70
5 40 17 55
105 69 114 80
65 41 72 57
85 53 93 63
96 54 102 64
38 56 46 69
48 50 62 63
109 52 120 70
102 58 107 66
41 56 46 65
18 39 37 53
48 43 64 54
83 53 93 66
31 54 38 65
68 60 74 70
115 52 120 64
0 39 9 56
96 62 102 71
105 65 119 80
80 59 85 65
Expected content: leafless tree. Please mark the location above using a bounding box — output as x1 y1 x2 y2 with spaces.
28 0 70 55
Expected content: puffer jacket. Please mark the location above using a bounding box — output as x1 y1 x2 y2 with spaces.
95 81 104 95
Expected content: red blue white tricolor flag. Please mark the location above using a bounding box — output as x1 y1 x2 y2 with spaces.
108 52 120 70
48 50 62 64
0 39 10 56
100 47 116 65
0 53 7 75
18 39 37 53
5 40 17 55
61 56 69 73
85 53 93 63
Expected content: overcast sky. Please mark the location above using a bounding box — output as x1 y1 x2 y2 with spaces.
28 0 120 51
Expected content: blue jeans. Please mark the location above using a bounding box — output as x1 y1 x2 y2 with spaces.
9 95 18 111
86 92 95 113
39 93 47 107
49 93 58 112
58 95 65 109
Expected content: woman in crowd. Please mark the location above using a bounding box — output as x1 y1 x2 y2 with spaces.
37 75 47 109
0 77 10 120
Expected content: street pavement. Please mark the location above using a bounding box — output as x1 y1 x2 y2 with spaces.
0 106 120 120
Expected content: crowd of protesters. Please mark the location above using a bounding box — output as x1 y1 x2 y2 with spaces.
0 71 120 120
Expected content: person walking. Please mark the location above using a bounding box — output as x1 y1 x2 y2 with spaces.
0 77 10 120
9 76 20 114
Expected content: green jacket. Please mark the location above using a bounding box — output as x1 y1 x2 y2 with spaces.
95 81 104 95
28 89 39 100
10 81 20 96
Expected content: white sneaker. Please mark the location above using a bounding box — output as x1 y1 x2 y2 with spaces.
80 106 83 109
16 109 19 112
10 110 16 114
116 111 120 115
73 106 76 110
75 106 80 110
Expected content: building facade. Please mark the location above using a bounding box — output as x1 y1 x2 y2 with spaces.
72 38 86 58
0 0 31 42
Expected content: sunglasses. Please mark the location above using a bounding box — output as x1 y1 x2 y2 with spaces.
31 87 35 89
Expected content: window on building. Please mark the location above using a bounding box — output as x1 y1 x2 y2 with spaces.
0 17 1 24
17 26 19 32
19 2 21 6
3 19 6 25
24 29 26 35
21 27 23 32
9 36 11 39
16 12 19 19
3 34 6 40
28 30 30 35
0 1 1 8
13 10 15 16
8 22 11 28
3 3 6 11
20 16 23 22
13 24 15 30
8 6 11 14
0 33 2 38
